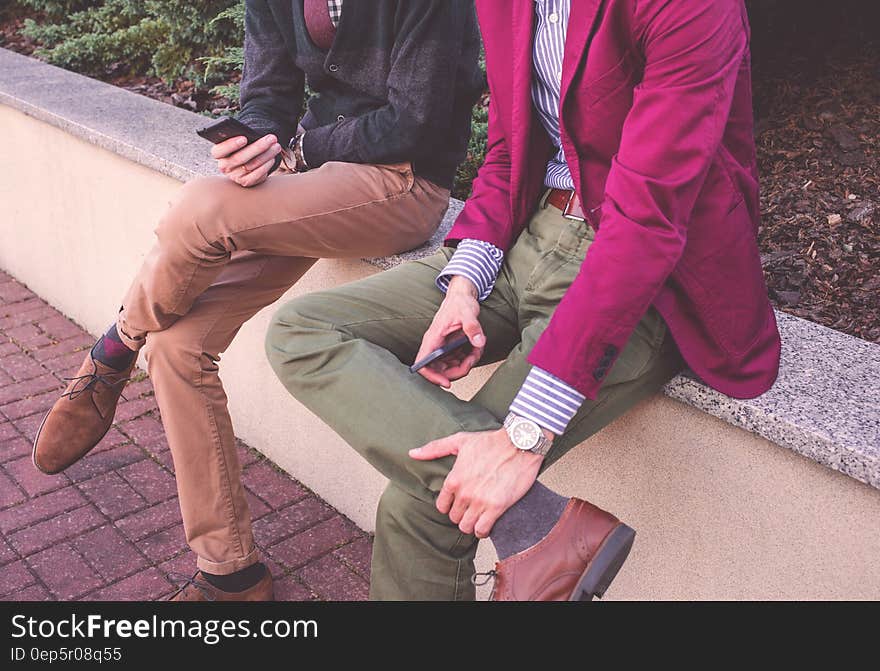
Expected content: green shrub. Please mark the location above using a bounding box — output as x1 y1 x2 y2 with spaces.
19 0 239 82
453 99 488 200
16 1 97 20
199 1 245 101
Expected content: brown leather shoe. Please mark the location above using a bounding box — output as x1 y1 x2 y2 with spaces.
168 571 275 602
32 344 134 474
483 498 635 601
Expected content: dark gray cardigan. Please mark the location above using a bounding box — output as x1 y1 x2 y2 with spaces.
237 0 485 189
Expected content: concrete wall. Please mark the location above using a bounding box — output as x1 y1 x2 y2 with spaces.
3 105 879 599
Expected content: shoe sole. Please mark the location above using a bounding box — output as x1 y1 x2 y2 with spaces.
31 409 112 475
568 523 636 601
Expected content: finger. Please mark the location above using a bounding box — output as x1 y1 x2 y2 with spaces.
232 154 273 186
408 434 460 461
457 505 482 536
448 493 469 525
236 159 273 188
414 323 448 363
474 509 500 539
240 145 281 174
418 367 451 388
227 142 280 176
210 135 249 159
218 134 277 173
433 345 479 376
461 315 486 349
432 344 473 371
438 347 484 381
435 484 455 515
426 352 462 375
232 149 280 187
414 325 453 386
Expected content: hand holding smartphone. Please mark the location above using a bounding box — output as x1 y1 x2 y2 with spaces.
196 116 265 146
195 116 282 188
409 335 471 374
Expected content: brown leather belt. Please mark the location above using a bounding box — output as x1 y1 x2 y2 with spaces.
546 188 586 221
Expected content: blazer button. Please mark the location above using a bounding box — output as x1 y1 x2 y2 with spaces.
328 63 339 72
337 114 345 121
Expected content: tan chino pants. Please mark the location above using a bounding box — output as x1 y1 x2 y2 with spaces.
115 161 449 574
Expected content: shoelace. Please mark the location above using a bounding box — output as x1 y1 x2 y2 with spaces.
471 570 497 586
472 570 499 600
61 365 130 401
167 572 217 601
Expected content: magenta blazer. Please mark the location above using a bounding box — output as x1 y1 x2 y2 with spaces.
447 0 781 400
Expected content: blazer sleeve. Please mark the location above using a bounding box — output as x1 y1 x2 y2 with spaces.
528 0 749 399
444 90 522 251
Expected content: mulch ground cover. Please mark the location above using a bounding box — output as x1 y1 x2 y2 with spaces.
750 4 879 342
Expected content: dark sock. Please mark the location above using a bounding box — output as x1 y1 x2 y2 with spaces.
490 481 569 560
201 562 267 593
92 323 136 370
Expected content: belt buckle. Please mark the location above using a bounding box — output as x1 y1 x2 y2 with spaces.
564 190 585 222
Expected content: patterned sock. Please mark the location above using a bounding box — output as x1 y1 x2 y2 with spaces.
202 562 267 593
92 323 136 370
490 481 569 560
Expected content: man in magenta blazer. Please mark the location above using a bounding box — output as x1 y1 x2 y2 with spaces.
267 0 781 600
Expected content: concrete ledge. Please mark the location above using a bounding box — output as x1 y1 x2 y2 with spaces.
3 48 875 489
665 313 879 489
2 48 879 598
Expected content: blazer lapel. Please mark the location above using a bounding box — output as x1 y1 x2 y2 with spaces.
560 0 605 107
510 0 536 206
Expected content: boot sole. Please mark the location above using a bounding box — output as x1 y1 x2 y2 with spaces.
31 409 112 475
568 523 636 601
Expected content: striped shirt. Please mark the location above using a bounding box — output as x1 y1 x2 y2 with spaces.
436 0 584 438
531 0 575 190
435 239 504 301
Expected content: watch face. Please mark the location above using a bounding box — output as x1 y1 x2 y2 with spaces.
510 419 541 450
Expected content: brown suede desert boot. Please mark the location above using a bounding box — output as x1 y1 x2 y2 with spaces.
168 572 275 602
32 344 134 474
482 498 635 601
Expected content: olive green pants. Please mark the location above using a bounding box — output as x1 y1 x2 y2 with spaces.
265 195 684 600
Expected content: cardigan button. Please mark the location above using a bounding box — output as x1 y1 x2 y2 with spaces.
337 114 345 121
328 63 339 72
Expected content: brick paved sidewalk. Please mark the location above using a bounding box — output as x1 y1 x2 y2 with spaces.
0 271 372 601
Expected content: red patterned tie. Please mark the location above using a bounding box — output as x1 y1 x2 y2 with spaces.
304 0 336 51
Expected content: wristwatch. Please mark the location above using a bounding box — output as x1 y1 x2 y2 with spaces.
289 132 309 172
503 412 552 457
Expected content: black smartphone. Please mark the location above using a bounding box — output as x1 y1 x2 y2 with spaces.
409 335 471 374
196 116 265 146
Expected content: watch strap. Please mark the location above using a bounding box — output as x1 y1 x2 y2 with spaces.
290 132 309 172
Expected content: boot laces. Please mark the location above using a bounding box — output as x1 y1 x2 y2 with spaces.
472 569 500 599
167 572 217 601
61 360 130 401
471 569 497 586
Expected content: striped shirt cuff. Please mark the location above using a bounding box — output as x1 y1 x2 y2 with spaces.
436 239 504 302
509 367 586 436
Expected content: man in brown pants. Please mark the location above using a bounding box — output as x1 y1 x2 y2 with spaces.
31 0 483 601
